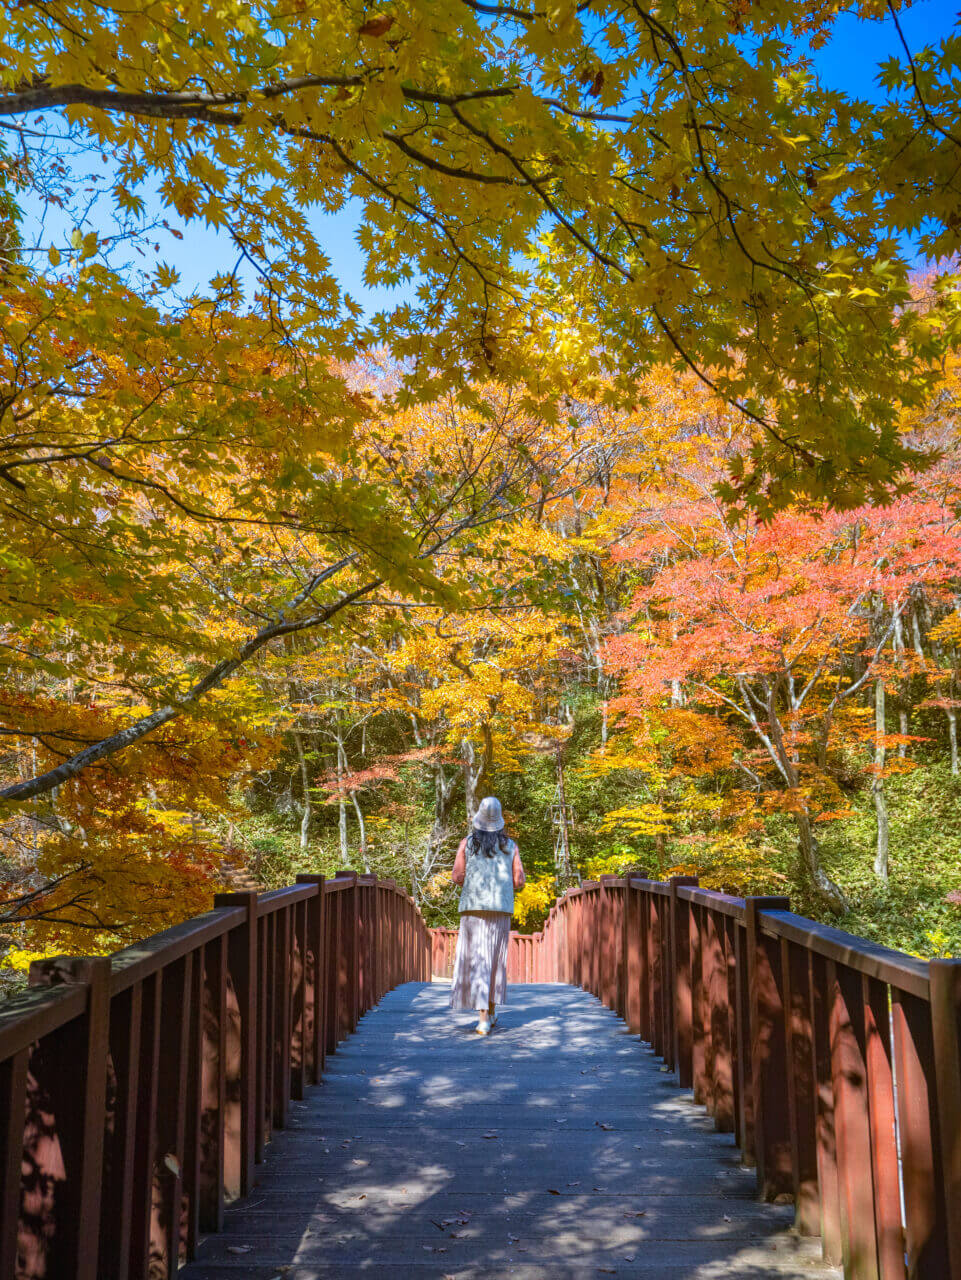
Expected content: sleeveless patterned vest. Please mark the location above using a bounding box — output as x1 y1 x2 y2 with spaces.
457 837 516 914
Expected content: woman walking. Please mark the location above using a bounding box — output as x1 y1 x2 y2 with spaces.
449 796 526 1035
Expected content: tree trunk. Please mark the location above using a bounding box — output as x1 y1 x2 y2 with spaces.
461 739 485 823
947 708 959 776
554 747 573 884
898 707 908 759
423 765 456 883
336 724 348 863
350 790 369 872
292 731 311 852
795 811 848 911
872 678 889 880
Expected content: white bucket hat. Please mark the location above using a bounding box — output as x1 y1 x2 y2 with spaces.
473 796 505 832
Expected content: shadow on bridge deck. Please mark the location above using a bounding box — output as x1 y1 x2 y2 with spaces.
180 982 841 1279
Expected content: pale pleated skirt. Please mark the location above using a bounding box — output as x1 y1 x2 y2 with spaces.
448 910 511 1010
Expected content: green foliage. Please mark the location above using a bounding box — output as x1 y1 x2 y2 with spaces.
773 760 961 958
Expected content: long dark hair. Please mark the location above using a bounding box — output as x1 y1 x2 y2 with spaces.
468 827 511 857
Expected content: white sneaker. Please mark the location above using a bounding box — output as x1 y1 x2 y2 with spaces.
476 1015 490 1035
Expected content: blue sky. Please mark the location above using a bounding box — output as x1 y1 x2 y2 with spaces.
20 0 959 313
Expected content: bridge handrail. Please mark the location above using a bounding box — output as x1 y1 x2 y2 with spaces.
430 874 961 1278
0 870 430 1280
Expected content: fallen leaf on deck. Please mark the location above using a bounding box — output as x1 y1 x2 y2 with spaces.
226 1245 253 1254
547 1188 561 1195
596 1122 614 1130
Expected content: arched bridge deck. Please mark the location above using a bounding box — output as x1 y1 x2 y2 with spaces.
0 871 959 1279
181 981 838 1279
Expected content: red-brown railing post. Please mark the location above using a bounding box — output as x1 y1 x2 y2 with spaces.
213 891 258 1197
154 952 193 1276
828 958 884 1277
335 871 359 1035
625 886 641 1035
745 896 792 1201
691 900 706 1099
198 934 227 1235
862 973 904 1276
0 1041 28 1279
723 914 740 1138
650 893 664 1057
809 950 842 1262
28 956 110 1280
670 878 697 1087
296 875 327 1083
780 939 818 1235
599 878 613 1008
708 908 733 1132
325 882 341 1055
930 958 961 1279
290 896 307 1100
271 907 293 1128
639 888 652 1043
892 986 950 1277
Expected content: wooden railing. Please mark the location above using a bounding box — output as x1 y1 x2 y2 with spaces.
0 871 429 1280
432 875 961 1280
430 926 548 983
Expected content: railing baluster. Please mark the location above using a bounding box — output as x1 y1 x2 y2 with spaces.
862 974 905 1279
291 896 307 1101
0 1047 28 1279
214 891 258 1197
27 956 110 1280
709 910 733 1133
810 950 842 1264
929 959 961 1279
829 959 881 1279
297 875 327 1083
154 953 192 1278
691 900 707 1102
183 944 205 1259
783 939 818 1235
746 897 793 1202
199 934 227 1233
129 969 162 1280
672 883 694 1087
102 979 142 1278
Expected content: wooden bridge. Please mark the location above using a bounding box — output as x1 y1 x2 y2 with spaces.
0 873 958 1279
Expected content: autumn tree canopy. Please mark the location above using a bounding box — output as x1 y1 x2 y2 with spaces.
3 0 961 959
2 0 960 507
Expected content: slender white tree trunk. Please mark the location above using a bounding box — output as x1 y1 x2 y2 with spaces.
947 709 959 777
873 678 889 880
292 731 311 852
336 724 348 863
350 790 369 871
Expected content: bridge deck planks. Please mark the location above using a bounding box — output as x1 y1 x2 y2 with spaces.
180 982 841 1279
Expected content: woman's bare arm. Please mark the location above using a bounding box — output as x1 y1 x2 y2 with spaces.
512 849 526 889
451 837 468 886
